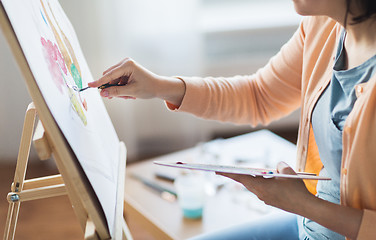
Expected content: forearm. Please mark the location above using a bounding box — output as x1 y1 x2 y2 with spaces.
220 164 365 239
296 194 363 239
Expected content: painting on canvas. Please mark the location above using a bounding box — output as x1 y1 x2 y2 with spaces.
1 0 121 236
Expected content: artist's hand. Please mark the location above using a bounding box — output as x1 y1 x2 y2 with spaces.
217 162 314 213
88 58 186 106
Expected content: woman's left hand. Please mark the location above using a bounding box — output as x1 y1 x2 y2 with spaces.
217 161 314 213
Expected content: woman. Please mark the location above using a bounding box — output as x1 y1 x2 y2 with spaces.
89 0 376 239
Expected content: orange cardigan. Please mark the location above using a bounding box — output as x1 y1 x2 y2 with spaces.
167 16 376 239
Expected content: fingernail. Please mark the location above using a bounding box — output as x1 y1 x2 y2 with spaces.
102 90 109 97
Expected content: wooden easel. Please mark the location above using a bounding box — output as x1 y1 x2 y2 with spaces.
3 102 133 240
1 2 133 239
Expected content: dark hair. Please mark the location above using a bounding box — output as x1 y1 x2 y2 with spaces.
346 0 376 25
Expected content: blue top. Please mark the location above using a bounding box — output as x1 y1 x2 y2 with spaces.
299 30 376 240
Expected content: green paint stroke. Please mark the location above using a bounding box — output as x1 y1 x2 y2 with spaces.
71 63 82 89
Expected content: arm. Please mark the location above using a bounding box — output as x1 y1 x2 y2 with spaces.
219 162 363 239
167 22 305 125
90 19 307 126
88 58 186 106
301 194 362 239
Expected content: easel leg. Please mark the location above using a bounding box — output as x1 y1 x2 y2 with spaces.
3 202 20 240
3 103 84 240
3 103 36 240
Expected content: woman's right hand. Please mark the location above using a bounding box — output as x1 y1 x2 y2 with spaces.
88 58 186 106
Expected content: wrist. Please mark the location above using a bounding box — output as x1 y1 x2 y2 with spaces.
155 76 186 107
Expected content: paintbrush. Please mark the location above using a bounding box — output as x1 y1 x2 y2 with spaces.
131 174 177 202
79 83 126 92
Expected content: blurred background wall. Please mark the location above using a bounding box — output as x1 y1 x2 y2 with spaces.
0 0 301 162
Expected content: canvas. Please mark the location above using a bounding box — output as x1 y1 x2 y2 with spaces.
1 0 121 236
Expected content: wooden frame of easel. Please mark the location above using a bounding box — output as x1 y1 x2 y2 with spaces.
3 103 132 240
0 2 133 240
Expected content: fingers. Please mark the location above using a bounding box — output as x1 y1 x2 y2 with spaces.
100 86 121 98
216 172 265 194
276 161 296 175
89 58 134 88
100 84 134 98
100 86 136 100
90 66 126 88
119 96 136 100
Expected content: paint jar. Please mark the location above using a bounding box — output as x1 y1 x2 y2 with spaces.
174 173 206 219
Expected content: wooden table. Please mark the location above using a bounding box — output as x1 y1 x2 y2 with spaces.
123 131 296 240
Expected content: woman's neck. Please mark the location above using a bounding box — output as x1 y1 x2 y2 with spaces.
343 18 376 69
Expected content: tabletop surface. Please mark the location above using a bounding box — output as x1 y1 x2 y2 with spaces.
123 130 297 239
